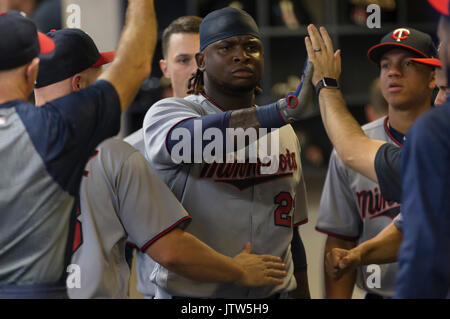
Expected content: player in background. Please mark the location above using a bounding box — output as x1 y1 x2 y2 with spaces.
0 0 156 298
323 67 448 283
142 7 314 299
124 15 201 299
125 15 202 154
123 15 201 297
314 27 438 299
305 1 449 296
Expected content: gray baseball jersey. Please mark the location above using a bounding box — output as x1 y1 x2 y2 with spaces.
123 129 157 298
141 93 309 298
0 80 120 291
317 116 402 297
69 138 191 299
124 128 145 155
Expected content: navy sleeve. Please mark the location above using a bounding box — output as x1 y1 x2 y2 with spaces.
166 111 232 162
374 143 402 202
16 80 121 196
395 105 450 299
291 227 307 272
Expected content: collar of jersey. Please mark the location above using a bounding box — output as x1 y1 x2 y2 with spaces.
200 91 257 112
384 116 404 146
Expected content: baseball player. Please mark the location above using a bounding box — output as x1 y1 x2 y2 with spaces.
312 25 439 298
0 0 156 298
319 66 448 284
124 15 201 298
35 28 286 299
395 0 450 298
125 15 202 154
141 7 314 299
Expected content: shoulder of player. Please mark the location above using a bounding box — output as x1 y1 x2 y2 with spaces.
360 116 387 135
96 138 143 164
144 95 206 118
410 104 450 138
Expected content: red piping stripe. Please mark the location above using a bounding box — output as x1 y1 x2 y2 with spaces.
201 92 226 112
367 42 428 64
294 218 308 227
383 117 403 147
315 227 359 241
140 216 192 252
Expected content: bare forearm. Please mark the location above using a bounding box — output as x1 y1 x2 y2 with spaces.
99 0 157 111
319 89 384 182
354 222 402 266
148 229 244 284
324 236 356 298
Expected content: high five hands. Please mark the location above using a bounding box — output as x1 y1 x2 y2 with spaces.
305 25 342 87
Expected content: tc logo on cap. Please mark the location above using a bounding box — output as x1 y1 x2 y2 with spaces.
392 28 410 42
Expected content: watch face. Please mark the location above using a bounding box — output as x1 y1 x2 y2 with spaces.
324 77 338 87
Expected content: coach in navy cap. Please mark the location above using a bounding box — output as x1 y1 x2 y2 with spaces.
34 28 114 106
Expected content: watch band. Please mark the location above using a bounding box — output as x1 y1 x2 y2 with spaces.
315 77 339 96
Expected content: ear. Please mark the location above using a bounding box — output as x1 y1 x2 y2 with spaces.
429 69 436 90
159 58 169 78
25 57 40 88
195 52 205 72
71 74 82 92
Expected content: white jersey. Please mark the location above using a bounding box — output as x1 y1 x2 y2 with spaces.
141 93 309 298
317 116 402 297
69 139 190 298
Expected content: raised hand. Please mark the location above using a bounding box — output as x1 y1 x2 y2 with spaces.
234 242 288 287
305 24 341 86
277 59 315 123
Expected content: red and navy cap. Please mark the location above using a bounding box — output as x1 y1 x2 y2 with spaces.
0 10 54 71
428 0 450 16
35 28 115 88
367 27 441 68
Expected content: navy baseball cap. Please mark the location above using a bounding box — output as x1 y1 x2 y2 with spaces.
36 28 115 88
428 0 450 16
367 27 441 67
199 7 260 51
0 10 54 71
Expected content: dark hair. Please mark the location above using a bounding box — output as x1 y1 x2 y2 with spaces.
161 16 202 59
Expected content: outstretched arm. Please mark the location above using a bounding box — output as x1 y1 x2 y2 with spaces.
325 222 402 281
146 229 287 287
305 24 386 183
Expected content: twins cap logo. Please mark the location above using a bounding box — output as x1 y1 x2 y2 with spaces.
392 28 410 42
